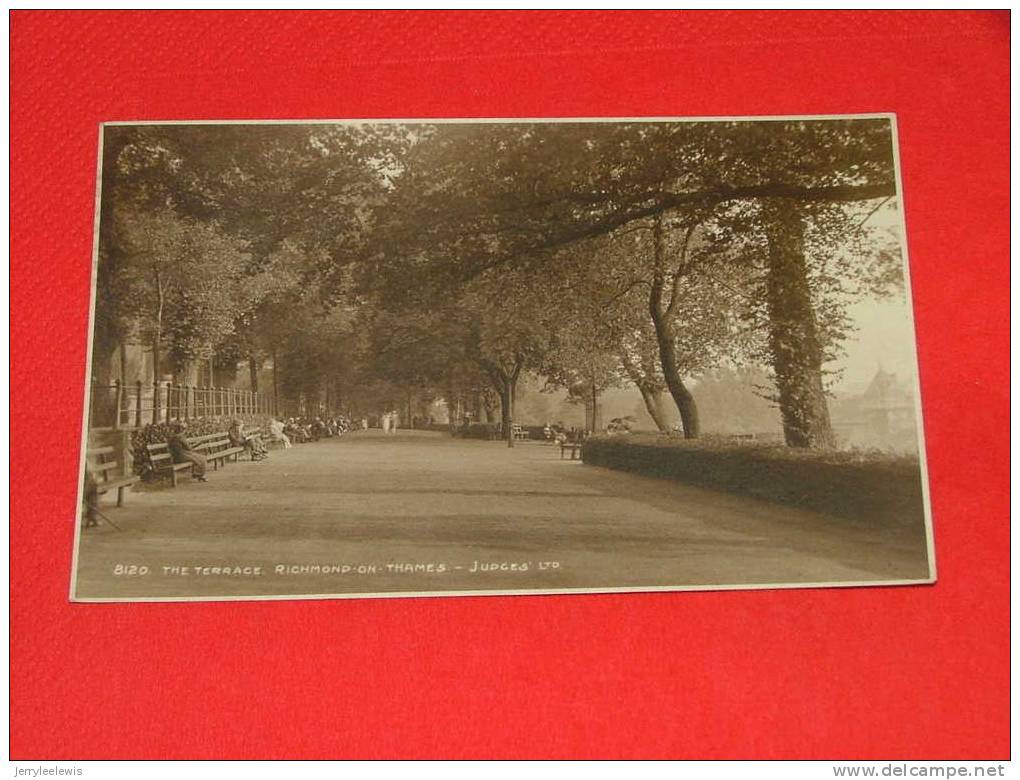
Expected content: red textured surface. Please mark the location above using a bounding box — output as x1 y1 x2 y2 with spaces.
10 11 1010 759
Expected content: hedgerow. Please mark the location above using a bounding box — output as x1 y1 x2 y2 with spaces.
581 434 925 525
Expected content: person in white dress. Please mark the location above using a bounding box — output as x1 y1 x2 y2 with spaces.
381 412 391 434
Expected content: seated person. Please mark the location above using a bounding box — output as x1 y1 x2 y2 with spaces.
311 417 326 441
284 418 306 443
267 417 291 448
167 423 207 482
228 419 268 461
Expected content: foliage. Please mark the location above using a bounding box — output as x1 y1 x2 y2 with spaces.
94 119 905 450
581 435 925 525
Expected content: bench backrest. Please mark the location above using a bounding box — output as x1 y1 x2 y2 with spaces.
86 446 122 482
147 432 237 467
187 432 219 444
146 441 177 469
189 431 235 453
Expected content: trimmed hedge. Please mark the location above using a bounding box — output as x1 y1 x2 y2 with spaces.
581 435 926 526
456 423 500 440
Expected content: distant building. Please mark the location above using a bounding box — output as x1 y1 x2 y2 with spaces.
831 368 918 452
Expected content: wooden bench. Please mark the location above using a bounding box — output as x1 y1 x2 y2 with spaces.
146 441 197 486
560 441 583 460
187 431 245 470
86 446 140 506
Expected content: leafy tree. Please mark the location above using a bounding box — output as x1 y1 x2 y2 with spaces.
114 206 251 385
371 119 899 447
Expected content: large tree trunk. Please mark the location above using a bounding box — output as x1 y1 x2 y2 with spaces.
248 355 259 392
271 347 280 417
762 200 835 448
655 327 700 438
446 385 458 432
87 340 118 428
481 390 496 424
499 385 514 448
648 291 700 437
636 384 670 432
619 349 671 433
504 375 521 448
649 215 701 438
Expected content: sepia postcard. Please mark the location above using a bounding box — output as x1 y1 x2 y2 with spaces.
72 114 935 602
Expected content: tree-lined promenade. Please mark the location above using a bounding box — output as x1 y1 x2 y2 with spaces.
93 119 905 449
74 431 930 600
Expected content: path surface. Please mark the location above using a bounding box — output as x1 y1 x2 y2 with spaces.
74 430 931 600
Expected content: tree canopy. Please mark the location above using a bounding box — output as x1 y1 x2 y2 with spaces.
94 118 904 448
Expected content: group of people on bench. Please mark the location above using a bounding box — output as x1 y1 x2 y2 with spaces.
163 414 355 483
167 419 269 483
268 415 352 447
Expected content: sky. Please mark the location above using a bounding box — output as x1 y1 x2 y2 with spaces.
824 203 921 396
833 295 920 395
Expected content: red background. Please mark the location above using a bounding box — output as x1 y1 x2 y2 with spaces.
10 11 1010 759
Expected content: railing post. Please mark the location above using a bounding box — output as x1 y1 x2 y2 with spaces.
113 379 123 430
135 380 143 429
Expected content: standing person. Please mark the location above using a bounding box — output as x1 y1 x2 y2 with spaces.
381 412 391 434
167 423 208 482
389 410 399 433
82 468 99 528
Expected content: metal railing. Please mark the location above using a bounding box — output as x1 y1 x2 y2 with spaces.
90 380 275 429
